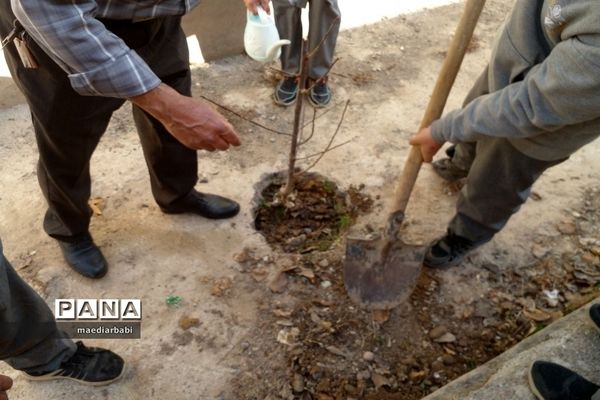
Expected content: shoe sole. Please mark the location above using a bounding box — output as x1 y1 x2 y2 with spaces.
527 363 545 400
160 206 240 219
22 364 126 387
273 90 297 107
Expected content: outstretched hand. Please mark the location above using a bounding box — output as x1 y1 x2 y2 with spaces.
0 374 12 400
130 84 241 152
409 126 443 162
243 0 271 15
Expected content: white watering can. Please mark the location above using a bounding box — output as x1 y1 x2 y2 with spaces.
244 5 291 63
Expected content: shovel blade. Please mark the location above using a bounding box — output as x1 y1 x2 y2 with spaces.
343 237 424 310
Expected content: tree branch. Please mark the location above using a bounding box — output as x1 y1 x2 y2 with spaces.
200 95 291 136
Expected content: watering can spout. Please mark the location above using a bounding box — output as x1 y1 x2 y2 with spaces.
266 39 291 62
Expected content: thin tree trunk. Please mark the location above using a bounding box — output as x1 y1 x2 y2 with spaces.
281 39 308 198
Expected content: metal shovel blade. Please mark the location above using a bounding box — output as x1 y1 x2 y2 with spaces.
343 236 424 310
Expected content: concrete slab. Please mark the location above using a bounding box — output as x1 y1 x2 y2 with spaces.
424 301 600 400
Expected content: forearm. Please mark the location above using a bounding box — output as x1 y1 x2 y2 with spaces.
11 0 160 98
432 38 600 143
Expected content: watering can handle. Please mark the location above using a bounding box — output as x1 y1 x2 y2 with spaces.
391 0 487 215
256 5 271 25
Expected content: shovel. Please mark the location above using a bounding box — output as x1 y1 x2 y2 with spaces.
344 0 487 310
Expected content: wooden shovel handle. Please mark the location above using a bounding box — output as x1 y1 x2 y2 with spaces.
391 0 487 214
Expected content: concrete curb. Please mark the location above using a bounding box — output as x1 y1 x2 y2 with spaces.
424 300 600 400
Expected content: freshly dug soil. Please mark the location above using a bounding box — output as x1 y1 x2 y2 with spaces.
254 173 373 253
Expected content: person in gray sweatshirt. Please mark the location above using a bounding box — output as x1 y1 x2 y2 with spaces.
409 0 600 269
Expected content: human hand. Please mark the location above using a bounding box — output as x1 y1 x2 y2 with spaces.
130 84 241 152
243 0 271 15
409 126 443 163
0 374 12 400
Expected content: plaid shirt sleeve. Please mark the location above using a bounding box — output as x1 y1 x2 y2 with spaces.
11 0 162 98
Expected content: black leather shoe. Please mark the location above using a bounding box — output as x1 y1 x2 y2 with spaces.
57 233 108 279
160 190 240 219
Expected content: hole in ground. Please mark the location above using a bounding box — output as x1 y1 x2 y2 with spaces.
253 172 373 253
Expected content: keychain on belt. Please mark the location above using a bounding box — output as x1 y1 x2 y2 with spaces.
1 19 38 69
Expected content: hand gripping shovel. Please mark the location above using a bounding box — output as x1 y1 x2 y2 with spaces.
344 0 487 310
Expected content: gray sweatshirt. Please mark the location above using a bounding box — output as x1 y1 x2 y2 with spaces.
431 0 600 161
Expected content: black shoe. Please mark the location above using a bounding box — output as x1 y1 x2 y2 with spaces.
431 158 469 182
528 361 600 400
57 233 108 279
590 304 600 333
308 77 332 108
424 231 477 268
161 190 240 219
274 77 298 106
23 341 125 387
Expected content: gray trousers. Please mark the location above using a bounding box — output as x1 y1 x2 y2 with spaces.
445 66 566 243
0 240 76 373
273 0 340 80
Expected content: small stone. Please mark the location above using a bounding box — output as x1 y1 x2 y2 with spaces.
356 370 371 381
557 221 577 235
292 373 304 393
318 259 330 268
286 234 307 248
434 333 457 344
428 325 448 340
363 351 375 362
320 280 332 289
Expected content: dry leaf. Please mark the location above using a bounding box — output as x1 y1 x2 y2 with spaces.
297 267 316 281
372 309 391 324
268 271 288 293
211 277 233 297
273 309 293 318
371 372 390 389
523 308 551 322
325 345 351 359
178 316 200 330
89 197 105 216
251 268 268 282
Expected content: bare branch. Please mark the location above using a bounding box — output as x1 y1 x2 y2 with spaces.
200 95 291 136
296 100 351 175
300 100 344 129
294 139 352 161
266 66 296 79
299 107 317 146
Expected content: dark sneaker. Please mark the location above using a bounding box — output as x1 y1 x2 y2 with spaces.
274 77 298 106
424 231 477 268
308 78 332 108
23 341 125 386
590 304 600 333
528 361 600 400
432 158 469 182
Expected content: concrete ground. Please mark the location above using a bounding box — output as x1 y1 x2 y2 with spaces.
424 301 600 400
0 0 599 399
